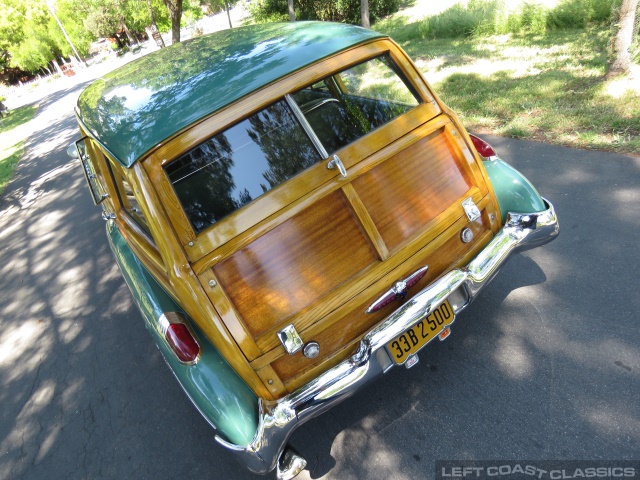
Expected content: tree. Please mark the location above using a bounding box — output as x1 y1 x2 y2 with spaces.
201 0 235 29
361 0 370 28
288 0 295 21
163 0 183 43
1 0 64 74
610 0 639 75
224 0 233 28
145 0 165 46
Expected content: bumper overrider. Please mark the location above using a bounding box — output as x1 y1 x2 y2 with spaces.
215 199 559 479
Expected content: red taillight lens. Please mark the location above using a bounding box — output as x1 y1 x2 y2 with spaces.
469 134 497 158
165 323 200 363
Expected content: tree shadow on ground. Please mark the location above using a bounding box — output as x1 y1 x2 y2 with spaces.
1 71 640 480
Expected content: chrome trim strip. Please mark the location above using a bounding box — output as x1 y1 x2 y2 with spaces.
285 94 329 159
215 199 559 475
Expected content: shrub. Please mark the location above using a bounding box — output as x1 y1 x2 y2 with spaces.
514 2 548 34
547 0 620 29
420 1 495 38
417 0 620 40
250 0 399 25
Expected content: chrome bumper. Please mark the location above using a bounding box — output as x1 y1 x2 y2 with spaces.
215 199 559 477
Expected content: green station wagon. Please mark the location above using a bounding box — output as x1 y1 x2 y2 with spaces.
69 21 559 479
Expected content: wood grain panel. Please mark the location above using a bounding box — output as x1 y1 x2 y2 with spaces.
340 183 389 260
132 163 275 400
142 41 441 263
213 190 377 337
253 188 485 354
352 128 472 251
197 269 263 360
269 211 489 385
191 115 452 276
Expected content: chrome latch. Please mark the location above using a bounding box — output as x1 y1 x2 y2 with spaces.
101 211 116 221
277 324 304 355
327 154 347 178
462 197 481 222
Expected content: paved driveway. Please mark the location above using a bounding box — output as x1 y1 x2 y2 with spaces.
0 85 638 479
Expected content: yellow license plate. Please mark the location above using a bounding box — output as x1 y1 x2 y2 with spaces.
387 300 455 364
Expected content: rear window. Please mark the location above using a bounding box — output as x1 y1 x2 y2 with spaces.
165 54 421 235
165 99 322 233
291 54 421 154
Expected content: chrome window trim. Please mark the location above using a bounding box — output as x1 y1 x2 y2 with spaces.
285 94 329 159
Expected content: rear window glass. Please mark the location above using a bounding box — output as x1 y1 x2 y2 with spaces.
165 54 421 235
291 54 421 154
165 99 322 234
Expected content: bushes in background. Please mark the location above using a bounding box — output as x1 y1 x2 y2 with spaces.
250 0 399 25
419 0 623 39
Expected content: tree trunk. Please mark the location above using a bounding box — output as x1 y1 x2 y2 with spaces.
146 0 165 47
610 0 639 74
288 0 295 21
163 0 183 44
225 1 233 28
120 16 138 46
361 0 370 28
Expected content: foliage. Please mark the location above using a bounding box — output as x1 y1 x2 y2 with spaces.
250 0 399 25
0 105 38 196
413 0 622 39
547 0 620 29
0 0 206 79
375 11 640 155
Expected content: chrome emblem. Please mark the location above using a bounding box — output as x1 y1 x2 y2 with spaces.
366 266 429 313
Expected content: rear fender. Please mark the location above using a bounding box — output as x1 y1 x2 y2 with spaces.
484 158 547 223
107 223 259 446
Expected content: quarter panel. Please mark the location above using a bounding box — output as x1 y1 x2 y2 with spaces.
107 222 259 446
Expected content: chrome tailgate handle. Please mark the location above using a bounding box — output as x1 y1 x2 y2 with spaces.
327 155 347 178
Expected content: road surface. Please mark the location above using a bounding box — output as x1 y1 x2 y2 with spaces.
1 82 638 479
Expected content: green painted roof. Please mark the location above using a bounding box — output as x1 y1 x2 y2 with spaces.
77 22 386 167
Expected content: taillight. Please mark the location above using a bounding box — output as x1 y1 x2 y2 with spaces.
159 313 200 364
469 134 497 159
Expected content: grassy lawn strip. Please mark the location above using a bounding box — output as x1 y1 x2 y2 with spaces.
0 105 38 196
375 20 640 156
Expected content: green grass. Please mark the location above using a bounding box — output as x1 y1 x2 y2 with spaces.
374 1 640 156
0 105 38 196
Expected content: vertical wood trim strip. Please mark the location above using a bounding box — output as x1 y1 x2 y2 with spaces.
340 183 389 261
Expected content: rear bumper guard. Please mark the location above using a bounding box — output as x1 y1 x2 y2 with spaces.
215 199 559 477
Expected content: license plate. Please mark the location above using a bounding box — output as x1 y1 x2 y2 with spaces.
386 300 455 365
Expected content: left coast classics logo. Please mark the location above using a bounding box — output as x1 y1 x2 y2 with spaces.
436 461 638 480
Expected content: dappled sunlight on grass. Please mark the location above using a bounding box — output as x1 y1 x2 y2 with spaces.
427 41 640 154
0 105 38 195
374 7 639 155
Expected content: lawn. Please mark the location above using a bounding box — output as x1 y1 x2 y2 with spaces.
373 1 640 156
0 105 38 196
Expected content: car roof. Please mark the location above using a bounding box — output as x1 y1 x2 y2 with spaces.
77 22 386 167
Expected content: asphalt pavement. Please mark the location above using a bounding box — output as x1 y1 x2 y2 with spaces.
0 83 639 480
